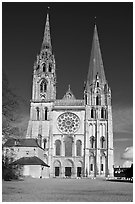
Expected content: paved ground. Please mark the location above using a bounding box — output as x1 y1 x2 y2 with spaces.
2 178 133 202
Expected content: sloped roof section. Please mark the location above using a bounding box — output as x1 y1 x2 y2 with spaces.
62 85 76 100
10 156 50 167
3 138 39 148
87 25 106 87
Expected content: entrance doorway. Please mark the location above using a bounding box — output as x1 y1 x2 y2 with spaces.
55 167 60 176
65 167 71 177
77 167 82 177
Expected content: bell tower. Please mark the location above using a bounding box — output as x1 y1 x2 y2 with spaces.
32 13 56 102
26 12 56 149
84 25 114 177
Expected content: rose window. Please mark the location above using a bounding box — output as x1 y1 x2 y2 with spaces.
57 112 80 134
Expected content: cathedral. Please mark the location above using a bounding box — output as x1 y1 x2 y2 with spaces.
26 13 114 178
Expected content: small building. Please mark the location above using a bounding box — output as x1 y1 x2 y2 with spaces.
3 138 50 178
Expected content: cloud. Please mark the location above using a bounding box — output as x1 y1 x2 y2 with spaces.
113 106 133 134
114 138 132 142
121 146 133 161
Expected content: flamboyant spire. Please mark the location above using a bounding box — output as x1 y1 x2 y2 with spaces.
87 24 106 87
41 12 52 50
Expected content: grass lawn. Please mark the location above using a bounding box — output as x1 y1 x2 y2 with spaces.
2 177 133 202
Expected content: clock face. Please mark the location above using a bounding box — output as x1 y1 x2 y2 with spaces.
57 112 80 134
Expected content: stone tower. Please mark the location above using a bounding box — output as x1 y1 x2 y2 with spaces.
26 13 56 169
84 25 114 177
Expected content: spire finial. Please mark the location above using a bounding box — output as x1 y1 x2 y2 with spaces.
94 16 97 28
68 84 70 91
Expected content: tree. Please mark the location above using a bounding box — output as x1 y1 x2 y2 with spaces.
2 71 25 141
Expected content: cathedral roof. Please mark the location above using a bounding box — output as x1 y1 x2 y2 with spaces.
62 85 76 100
87 25 106 88
54 85 85 107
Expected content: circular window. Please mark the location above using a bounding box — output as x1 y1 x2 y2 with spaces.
57 112 80 134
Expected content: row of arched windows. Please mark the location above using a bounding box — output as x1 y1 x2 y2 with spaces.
91 107 107 119
36 107 48 120
90 136 105 149
55 139 82 157
42 63 52 73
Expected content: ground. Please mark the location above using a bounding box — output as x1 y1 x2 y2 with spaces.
2 178 133 202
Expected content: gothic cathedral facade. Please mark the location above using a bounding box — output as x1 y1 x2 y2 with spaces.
26 13 114 178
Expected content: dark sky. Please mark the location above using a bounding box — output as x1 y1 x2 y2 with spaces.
2 2 133 166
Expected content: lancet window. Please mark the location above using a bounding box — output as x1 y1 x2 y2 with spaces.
55 140 61 156
96 95 101 105
45 107 48 120
40 80 47 93
36 107 40 120
100 136 105 149
90 136 95 148
76 140 82 156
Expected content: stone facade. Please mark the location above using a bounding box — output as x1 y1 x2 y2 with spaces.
26 13 114 178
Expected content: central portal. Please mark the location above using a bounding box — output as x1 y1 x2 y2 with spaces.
65 167 71 177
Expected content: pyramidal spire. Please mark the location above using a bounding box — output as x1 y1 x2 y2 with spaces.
41 12 52 50
87 24 106 87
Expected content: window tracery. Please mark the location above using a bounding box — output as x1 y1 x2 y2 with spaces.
57 112 80 134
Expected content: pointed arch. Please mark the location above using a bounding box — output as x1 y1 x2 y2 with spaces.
45 107 48 120
65 136 73 157
96 95 101 105
42 63 46 72
40 79 47 93
76 140 82 156
100 136 105 149
36 107 40 120
91 107 95 118
101 107 104 118
55 140 61 156
90 136 95 148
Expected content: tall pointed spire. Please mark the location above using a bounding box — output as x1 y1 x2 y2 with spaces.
41 12 52 50
87 24 106 87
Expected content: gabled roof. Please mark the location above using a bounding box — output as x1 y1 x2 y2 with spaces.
62 85 76 100
3 138 39 148
10 156 50 167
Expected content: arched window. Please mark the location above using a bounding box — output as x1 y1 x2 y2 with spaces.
100 136 105 149
97 82 99 87
38 134 42 147
91 108 94 118
76 140 82 156
43 138 47 149
55 140 61 156
90 136 95 148
48 64 52 72
45 107 48 120
42 63 45 72
40 80 47 93
96 95 101 105
36 107 39 120
101 107 104 119
65 137 72 157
